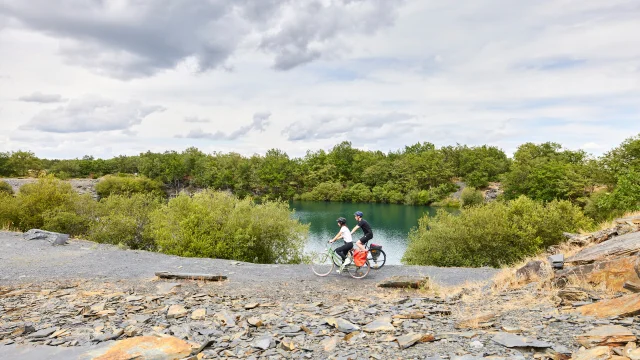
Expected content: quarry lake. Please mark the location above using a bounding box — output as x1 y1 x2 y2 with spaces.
291 200 453 265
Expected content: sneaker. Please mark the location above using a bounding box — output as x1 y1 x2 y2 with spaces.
336 269 341 274
343 257 351 266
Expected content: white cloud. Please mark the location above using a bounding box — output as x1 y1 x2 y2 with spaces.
178 111 271 140
18 92 66 103
20 96 164 133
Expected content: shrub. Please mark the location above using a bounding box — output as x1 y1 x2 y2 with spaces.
465 170 489 189
15 176 81 231
0 180 13 195
42 194 98 235
87 193 161 250
0 193 19 229
341 183 372 203
584 171 640 221
461 187 484 207
96 175 164 199
147 190 308 263
403 196 593 267
300 182 344 201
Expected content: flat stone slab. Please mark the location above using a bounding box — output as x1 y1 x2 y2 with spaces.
491 332 552 349
325 317 360 333
363 317 394 333
576 293 640 318
24 229 69 246
81 335 191 359
575 325 636 348
377 276 430 289
567 231 640 264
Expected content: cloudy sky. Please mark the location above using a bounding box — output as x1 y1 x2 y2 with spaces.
1 0 639 159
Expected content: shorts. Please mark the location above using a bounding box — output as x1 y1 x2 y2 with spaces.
358 233 373 245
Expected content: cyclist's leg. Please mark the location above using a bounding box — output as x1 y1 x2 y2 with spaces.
335 242 353 262
357 234 372 251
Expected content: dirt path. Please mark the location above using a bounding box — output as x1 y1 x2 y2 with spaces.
0 231 497 288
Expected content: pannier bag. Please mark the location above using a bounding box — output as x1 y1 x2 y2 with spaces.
353 250 367 267
370 244 382 260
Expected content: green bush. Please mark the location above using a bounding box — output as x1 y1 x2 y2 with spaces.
87 193 161 250
584 171 640 222
0 193 19 229
300 182 344 201
96 175 164 199
461 187 484 207
0 180 13 195
341 183 372 203
42 194 97 235
465 170 489 189
147 190 308 263
15 176 81 231
403 196 593 267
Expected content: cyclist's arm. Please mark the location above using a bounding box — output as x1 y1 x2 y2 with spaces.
350 225 360 235
330 231 344 242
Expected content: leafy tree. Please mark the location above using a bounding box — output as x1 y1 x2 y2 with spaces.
327 141 357 182
258 149 294 199
0 152 10 176
502 142 591 202
600 134 640 186
7 150 41 177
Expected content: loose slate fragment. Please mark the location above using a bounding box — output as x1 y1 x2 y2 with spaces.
325 318 360 333
491 332 552 349
155 272 227 281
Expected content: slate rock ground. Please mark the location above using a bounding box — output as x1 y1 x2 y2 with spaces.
3 231 640 359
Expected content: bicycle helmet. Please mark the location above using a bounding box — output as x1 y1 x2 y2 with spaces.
336 217 347 224
354 211 364 217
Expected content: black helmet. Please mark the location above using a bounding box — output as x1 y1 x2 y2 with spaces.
336 217 347 224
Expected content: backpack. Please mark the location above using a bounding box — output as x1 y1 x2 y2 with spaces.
353 250 367 267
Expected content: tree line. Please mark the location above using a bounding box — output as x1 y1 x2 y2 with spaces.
1 134 639 217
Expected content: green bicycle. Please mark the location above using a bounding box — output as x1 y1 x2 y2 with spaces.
309 242 370 279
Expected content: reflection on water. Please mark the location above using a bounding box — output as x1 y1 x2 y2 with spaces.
290 201 449 265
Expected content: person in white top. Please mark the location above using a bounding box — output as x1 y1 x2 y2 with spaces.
330 217 353 268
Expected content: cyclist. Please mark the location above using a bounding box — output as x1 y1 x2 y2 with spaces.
351 211 373 251
330 217 353 271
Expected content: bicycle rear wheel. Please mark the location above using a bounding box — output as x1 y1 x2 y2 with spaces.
310 251 334 277
368 249 386 270
346 260 370 279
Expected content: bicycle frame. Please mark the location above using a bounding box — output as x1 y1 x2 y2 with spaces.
325 243 345 265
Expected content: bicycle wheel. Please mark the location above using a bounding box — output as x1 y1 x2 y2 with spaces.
310 251 334 277
346 260 370 279
368 249 386 270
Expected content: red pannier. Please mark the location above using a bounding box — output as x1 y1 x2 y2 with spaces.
353 250 367 267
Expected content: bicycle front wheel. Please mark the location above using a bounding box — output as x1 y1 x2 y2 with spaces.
368 249 386 270
310 251 334 277
346 260 370 279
